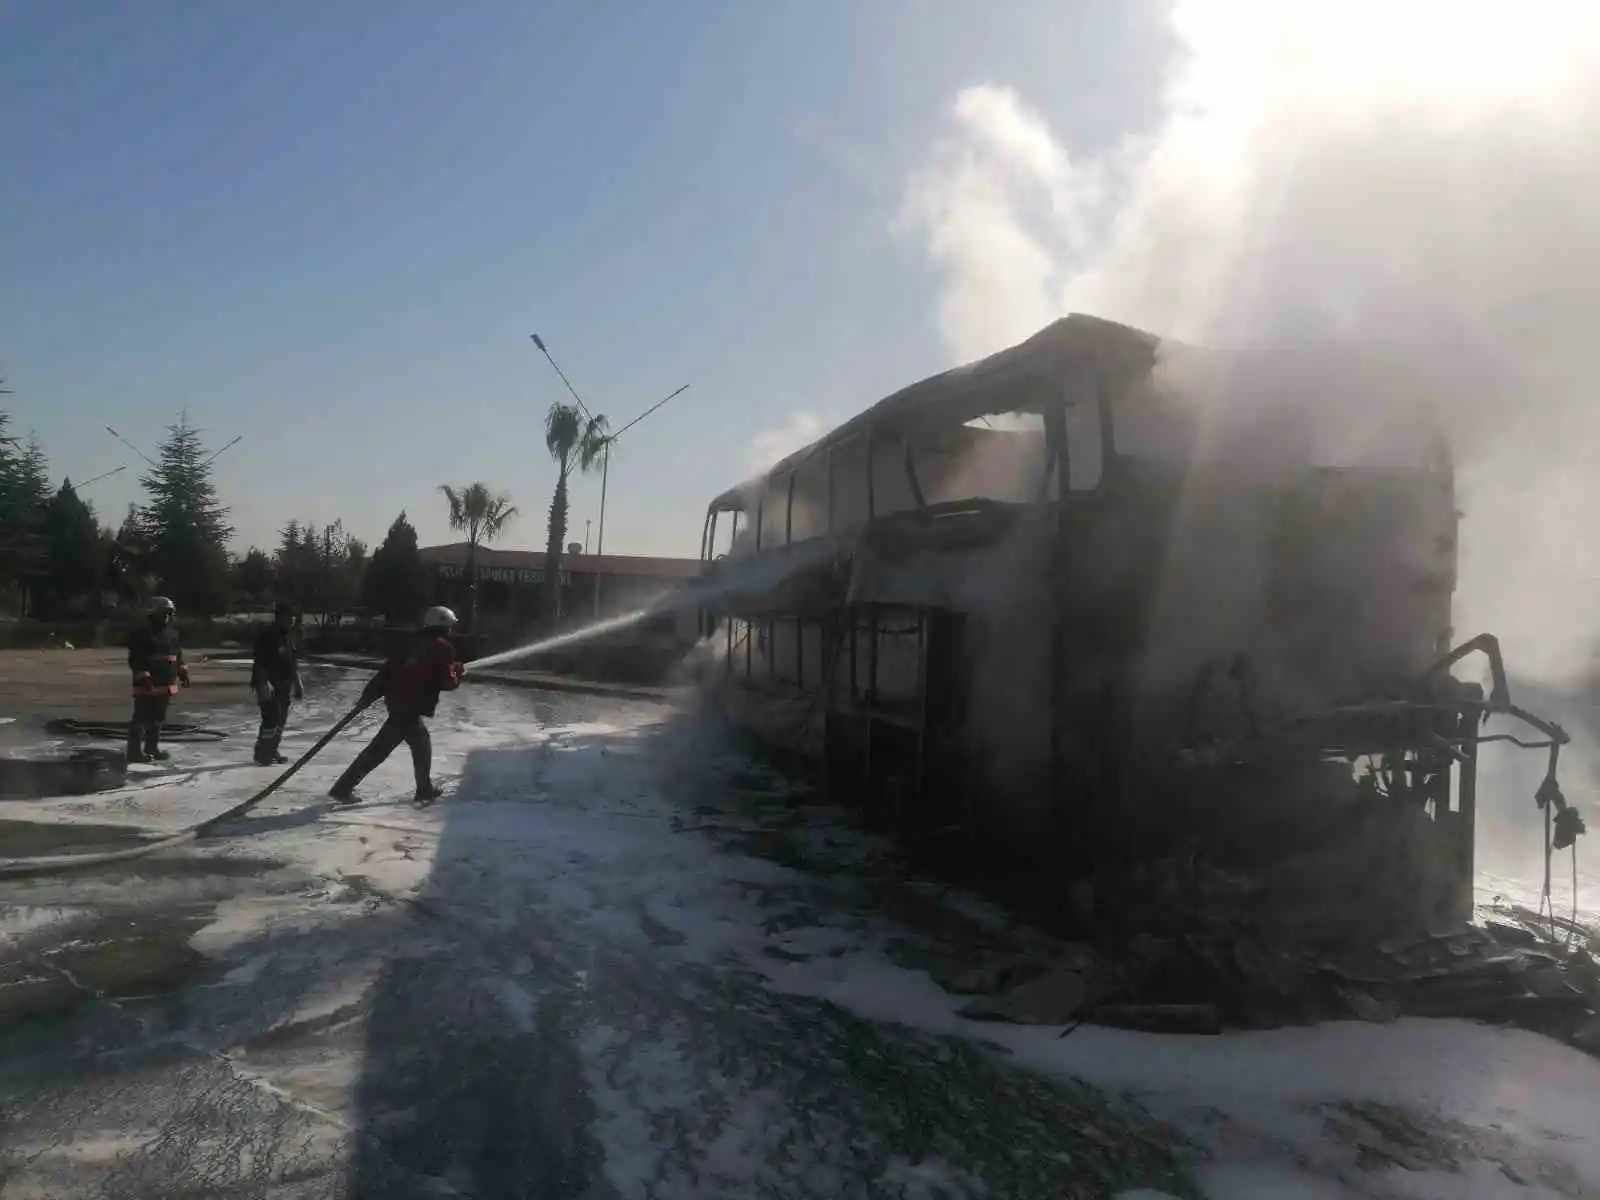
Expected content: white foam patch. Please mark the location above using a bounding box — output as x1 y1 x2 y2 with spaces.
429 700 1600 1196
0 903 87 939
9 672 1600 1197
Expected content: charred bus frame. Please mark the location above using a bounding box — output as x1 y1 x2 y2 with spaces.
690 314 1574 922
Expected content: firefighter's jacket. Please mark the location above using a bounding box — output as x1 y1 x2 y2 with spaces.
360 634 461 718
251 622 300 690
129 622 186 696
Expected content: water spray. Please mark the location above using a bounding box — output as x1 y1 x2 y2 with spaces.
467 609 656 671
463 543 829 674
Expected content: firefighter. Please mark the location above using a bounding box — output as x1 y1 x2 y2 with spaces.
251 600 304 766
127 595 189 763
329 605 464 805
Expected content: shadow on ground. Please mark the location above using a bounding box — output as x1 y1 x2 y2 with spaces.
338 704 1192 1199
0 688 1194 1198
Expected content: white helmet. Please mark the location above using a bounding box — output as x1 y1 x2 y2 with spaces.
148 596 176 616
422 605 459 630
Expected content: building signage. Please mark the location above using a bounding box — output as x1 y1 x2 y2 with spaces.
436 563 569 586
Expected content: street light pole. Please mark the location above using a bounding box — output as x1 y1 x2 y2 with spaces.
105 426 158 469
76 465 128 490
593 443 610 616
595 446 611 554
527 334 689 619
529 334 594 423
590 383 689 616
106 425 242 469
532 333 598 620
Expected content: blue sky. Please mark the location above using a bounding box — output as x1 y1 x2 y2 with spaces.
1 0 1174 558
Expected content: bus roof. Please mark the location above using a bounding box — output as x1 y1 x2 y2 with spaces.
709 313 1163 512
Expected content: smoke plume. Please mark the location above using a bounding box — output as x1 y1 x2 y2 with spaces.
902 0 1600 687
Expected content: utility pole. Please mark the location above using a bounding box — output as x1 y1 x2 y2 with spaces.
528 333 689 617
590 383 689 615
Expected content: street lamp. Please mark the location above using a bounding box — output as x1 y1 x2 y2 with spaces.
589 382 690 614
530 334 595 423
105 425 243 469
76 465 128 490
529 333 689 616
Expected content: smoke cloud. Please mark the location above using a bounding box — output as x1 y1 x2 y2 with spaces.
902 0 1600 686
747 410 829 475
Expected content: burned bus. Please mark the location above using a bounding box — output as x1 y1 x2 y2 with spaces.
688 314 1573 927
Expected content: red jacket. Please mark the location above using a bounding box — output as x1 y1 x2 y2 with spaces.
362 634 461 717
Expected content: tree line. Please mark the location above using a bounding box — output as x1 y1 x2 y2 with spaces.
0 392 610 630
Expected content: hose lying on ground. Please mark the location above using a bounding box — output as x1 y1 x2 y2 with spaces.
0 702 369 880
46 718 231 742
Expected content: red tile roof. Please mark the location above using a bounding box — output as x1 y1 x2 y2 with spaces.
419 543 703 579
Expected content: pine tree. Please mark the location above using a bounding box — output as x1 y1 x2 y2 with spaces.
0 429 55 614
36 480 103 618
117 503 144 545
108 503 151 604
277 519 303 559
274 518 365 623
234 548 276 609
363 510 429 623
273 519 315 611
18 438 53 594
314 519 364 624
137 412 235 615
0 411 26 599
17 437 49 504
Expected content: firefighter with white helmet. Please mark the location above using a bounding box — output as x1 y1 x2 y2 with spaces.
329 604 463 806
422 605 457 630
127 595 190 763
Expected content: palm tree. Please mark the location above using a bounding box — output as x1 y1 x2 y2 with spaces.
438 482 518 632
543 401 608 621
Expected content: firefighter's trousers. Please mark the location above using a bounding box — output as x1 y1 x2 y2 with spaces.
331 713 431 796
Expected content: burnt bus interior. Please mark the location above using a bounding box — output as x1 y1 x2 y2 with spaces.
690 314 1572 928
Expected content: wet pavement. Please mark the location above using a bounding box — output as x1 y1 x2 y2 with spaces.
0 648 259 730
0 675 1194 1199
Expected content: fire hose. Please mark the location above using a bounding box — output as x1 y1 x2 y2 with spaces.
0 700 370 880
43 718 230 743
